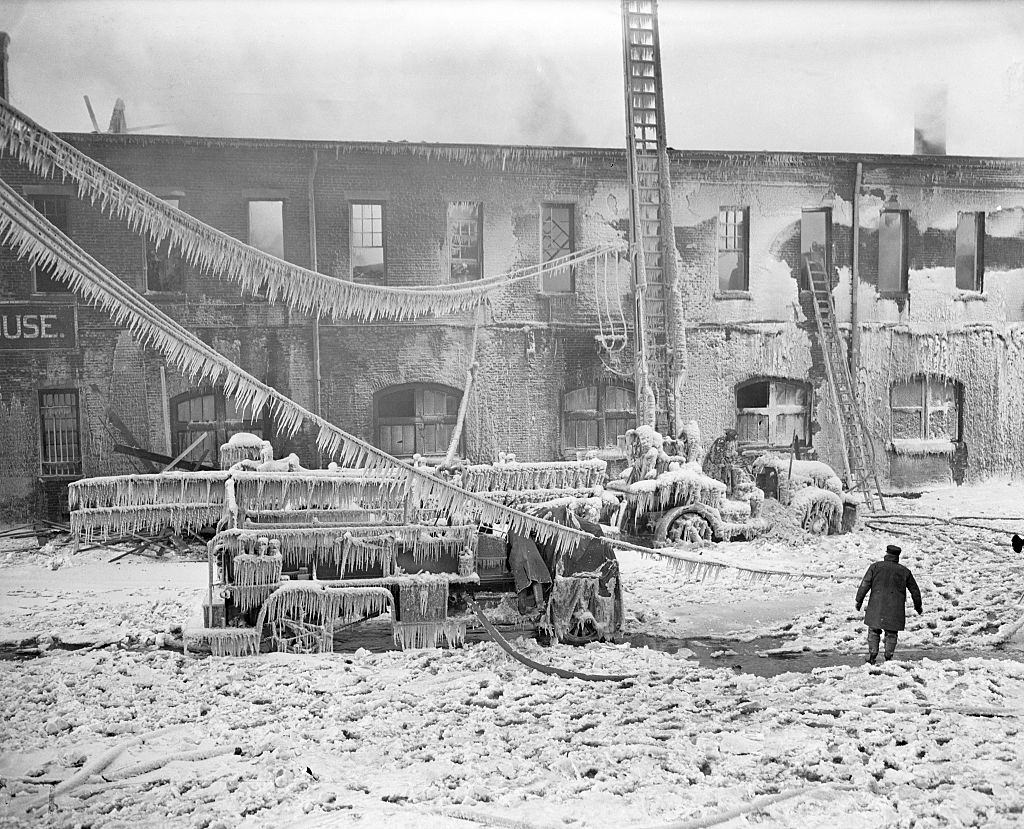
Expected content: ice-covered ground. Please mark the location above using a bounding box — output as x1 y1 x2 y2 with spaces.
2 483 1023 828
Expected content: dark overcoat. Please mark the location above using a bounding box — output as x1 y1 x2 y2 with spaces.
855 554 923 631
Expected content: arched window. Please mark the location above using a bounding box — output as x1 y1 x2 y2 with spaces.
735 378 812 448
170 389 269 466
562 383 635 452
374 384 462 459
890 376 962 441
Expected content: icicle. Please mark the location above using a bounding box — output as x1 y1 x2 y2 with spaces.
392 620 466 650
183 627 260 657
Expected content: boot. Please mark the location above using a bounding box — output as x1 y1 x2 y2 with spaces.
867 652 877 665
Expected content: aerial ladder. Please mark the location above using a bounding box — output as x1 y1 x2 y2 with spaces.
803 253 885 512
621 0 681 434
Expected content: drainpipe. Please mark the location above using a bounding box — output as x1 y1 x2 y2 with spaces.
0 33 10 102
308 149 321 416
850 162 862 389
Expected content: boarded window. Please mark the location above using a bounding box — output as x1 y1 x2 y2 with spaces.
541 203 575 293
248 200 284 259
448 202 483 282
735 379 811 447
171 389 268 466
29 196 70 293
146 198 186 292
351 202 385 283
877 210 908 294
374 384 461 458
890 376 961 441
955 212 984 291
717 207 749 291
563 383 635 452
39 389 82 477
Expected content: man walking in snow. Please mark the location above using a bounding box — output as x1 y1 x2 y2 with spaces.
855 544 923 664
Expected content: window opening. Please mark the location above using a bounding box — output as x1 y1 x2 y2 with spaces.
350 202 385 283
170 389 269 466
248 200 284 259
878 209 908 295
448 202 483 281
374 384 461 458
541 203 575 293
735 379 811 447
717 207 749 291
890 376 961 441
955 212 984 291
39 389 82 476
146 198 186 292
29 196 70 293
799 208 831 291
562 383 635 452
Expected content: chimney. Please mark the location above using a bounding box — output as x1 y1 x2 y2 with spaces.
913 85 947 155
0 33 10 102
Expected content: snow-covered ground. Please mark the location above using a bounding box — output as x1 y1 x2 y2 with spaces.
2 483 1023 828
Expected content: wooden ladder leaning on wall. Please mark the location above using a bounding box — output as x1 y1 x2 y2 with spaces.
803 251 886 512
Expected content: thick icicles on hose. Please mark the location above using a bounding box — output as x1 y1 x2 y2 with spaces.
71 503 223 543
231 552 283 612
183 627 260 657
392 620 467 650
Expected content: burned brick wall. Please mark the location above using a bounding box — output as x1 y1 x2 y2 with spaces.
667 151 1024 491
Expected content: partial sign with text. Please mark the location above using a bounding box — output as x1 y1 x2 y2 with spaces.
0 303 77 350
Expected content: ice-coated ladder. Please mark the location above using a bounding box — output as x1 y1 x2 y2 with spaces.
803 252 886 512
621 0 676 433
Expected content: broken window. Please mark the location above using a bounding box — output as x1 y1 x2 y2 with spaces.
717 207 749 291
29 196 70 293
955 212 984 291
563 383 635 452
350 202 385 283
448 202 483 282
877 209 908 295
248 200 284 259
374 384 461 458
799 208 831 291
146 198 186 292
541 203 575 293
735 379 811 447
39 389 82 477
890 376 961 441
171 389 268 467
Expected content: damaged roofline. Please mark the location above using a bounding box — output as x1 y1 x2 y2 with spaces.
54 131 1024 169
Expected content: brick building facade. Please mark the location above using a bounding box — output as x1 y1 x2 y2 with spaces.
2 132 1023 517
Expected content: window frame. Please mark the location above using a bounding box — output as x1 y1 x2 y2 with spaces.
799 207 833 291
717 206 750 292
349 200 387 284
246 198 286 260
145 196 187 294
170 388 271 467
38 388 82 477
734 378 813 449
29 195 72 294
373 383 463 460
955 211 985 292
889 375 962 442
877 208 909 296
447 201 484 282
540 202 576 294
561 382 635 453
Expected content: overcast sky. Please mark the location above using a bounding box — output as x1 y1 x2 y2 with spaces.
4 0 1024 156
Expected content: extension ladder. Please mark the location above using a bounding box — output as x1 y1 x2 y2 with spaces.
621 0 675 433
803 252 886 512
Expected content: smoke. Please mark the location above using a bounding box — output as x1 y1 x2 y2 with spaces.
913 84 947 155
516 59 586 147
